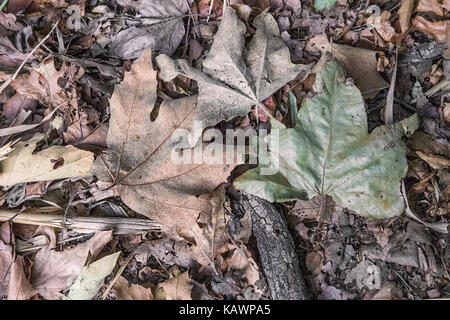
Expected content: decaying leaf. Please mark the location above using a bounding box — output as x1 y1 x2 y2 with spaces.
398 0 415 33
31 228 113 300
65 251 120 300
3 57 81 109
416 0 444 16
0 133 94 188
109 0 191 59
113 276 153 300
309 35 388 96
7 256 37 300
0 222 14 299
234 60 419 219
154 271 192 300
413 16 450 43
417 151 450 169
344 259 381 290
156 6 308 141
92 49 236 248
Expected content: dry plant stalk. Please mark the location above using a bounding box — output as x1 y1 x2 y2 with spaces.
0 209 161 235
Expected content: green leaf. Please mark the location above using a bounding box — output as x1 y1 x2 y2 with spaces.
64 252 120 300
234 60 419 219
314 0 338 11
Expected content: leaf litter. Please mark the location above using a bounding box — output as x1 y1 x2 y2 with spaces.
0 0 448 301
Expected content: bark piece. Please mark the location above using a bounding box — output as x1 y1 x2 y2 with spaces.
234 192 309 300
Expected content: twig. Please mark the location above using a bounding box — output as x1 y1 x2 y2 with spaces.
207 0 214 23
385 47 398 125
101 251 134 300
0 20 59 95
0 0 8 11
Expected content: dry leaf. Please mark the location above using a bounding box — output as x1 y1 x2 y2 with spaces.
92 49 236 244
366 11 396 42
31 228 112 300
305 252 324 276
417 151 450 169
7 256 37 300
154 271 192 300
65 251 120 300
413 16 450 43
196 185 228 261
113 276 153 300
308 35 388 96
398 0 415 33
443 103 450 124
0 222 14 299
416 0 444 16
109 0 190 60
4 57 81 109
157 7 308 143
0 133 94 187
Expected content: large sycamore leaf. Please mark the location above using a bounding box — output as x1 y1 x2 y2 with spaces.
234 60 419 219
92 50 235 242
109 0 190 60
156 7 308 138
0 133 94 188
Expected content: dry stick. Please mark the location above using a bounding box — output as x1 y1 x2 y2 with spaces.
207 0 214 23
0 210 161 235
385 47 398 125
0 20 59 95
101 252 135 300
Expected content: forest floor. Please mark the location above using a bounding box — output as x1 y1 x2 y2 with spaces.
0 0 449 300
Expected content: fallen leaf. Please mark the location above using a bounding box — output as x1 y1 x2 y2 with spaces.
305 252 324 276
31 229 112 300
113 276 153 300
398 0 415 33
0 222 14 299
417 151 450 169
92 50 237 249
416 0 444 16
6 0 34 13
314 0 337 11
109 0 190 60
4 57 81 109
7 256 37 300
156 7 308 142
196 185 229 262
309 35 388 96
0 37 28 70
0 133 94 188
344 259 381 290
234 60 419 219
413 16 450 43
65 251 120 300
154 271 192 300
366 11 396 42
